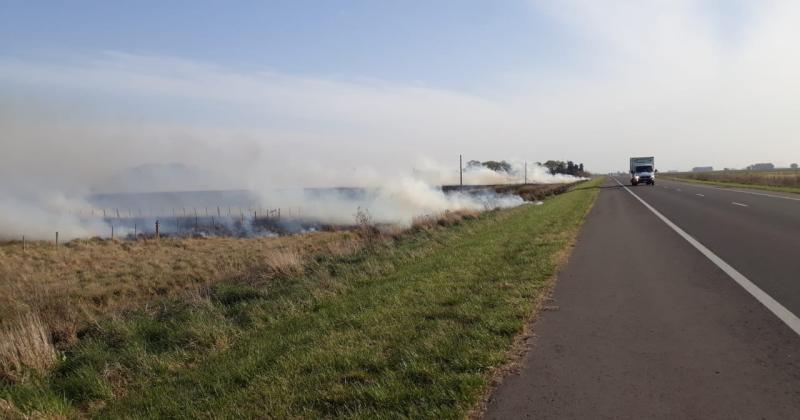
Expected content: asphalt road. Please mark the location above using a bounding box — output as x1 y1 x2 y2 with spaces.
485 177 800 419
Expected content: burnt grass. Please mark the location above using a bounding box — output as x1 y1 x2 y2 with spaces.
111 183 579 240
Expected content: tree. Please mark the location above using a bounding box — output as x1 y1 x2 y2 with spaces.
792 163 798 169
481 160 512 173
542 160 587 176
542 160 566 175
566 161 576 175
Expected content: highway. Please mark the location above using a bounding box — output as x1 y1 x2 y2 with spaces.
485 177 800 419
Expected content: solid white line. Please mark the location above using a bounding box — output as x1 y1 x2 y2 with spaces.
612 177 800 336
732 202 749 207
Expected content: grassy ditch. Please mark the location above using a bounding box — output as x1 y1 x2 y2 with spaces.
664 170 800 194
1 178 602 419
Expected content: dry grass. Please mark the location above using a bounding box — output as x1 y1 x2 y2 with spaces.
0 187 568 383
674 169 800 189
0 208 488 358
0 312 56 383
0 398 24 419
262 248 304 276
0 232 363 349
411 209 481 230
492 183 576 201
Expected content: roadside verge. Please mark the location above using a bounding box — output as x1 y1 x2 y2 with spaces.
1 177 604 418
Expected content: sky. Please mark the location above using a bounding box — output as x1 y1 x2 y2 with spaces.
2 0 800 191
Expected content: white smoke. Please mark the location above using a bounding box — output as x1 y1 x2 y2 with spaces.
0 187 108 240
0 153 576 240
253 175 531 227
0 53 594 240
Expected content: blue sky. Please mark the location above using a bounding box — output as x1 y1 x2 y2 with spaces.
0 1 579 91
1 0 799 186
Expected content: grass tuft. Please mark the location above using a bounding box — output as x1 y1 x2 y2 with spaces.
0 312 57 383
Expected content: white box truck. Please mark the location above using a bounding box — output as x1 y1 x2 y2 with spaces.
630 157 655 186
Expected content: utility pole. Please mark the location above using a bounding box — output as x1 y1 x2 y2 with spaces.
525 161 528 184
459 154 463 190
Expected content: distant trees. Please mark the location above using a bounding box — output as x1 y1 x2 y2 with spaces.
467 160 513 173
542 160 587 176
746 163 775 171
466 159 589 177
791 163 798 169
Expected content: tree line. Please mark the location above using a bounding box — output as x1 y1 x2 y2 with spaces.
540 160 587 177
465 159 589 177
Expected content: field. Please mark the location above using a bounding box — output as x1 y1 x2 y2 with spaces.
666 169 800 194
0 178 602 419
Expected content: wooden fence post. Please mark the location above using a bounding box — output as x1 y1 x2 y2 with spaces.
155 220 160 239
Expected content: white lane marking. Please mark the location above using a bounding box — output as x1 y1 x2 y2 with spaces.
696 193 705 197
732 202 749 207
612 177 800 336
665 180 800 202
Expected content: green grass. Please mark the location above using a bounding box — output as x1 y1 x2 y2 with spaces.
661 176 800 195
1 177 603 419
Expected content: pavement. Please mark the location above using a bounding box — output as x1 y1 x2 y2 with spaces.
484 177 800 419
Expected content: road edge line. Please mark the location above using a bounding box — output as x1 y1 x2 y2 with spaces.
613 178 800 336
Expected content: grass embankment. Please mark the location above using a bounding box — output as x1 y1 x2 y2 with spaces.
665 170 800 194
1 178 602 419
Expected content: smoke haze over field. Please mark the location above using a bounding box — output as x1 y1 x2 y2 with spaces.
2 1 799 237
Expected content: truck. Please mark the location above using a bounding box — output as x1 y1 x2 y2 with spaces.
630 156 656 186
